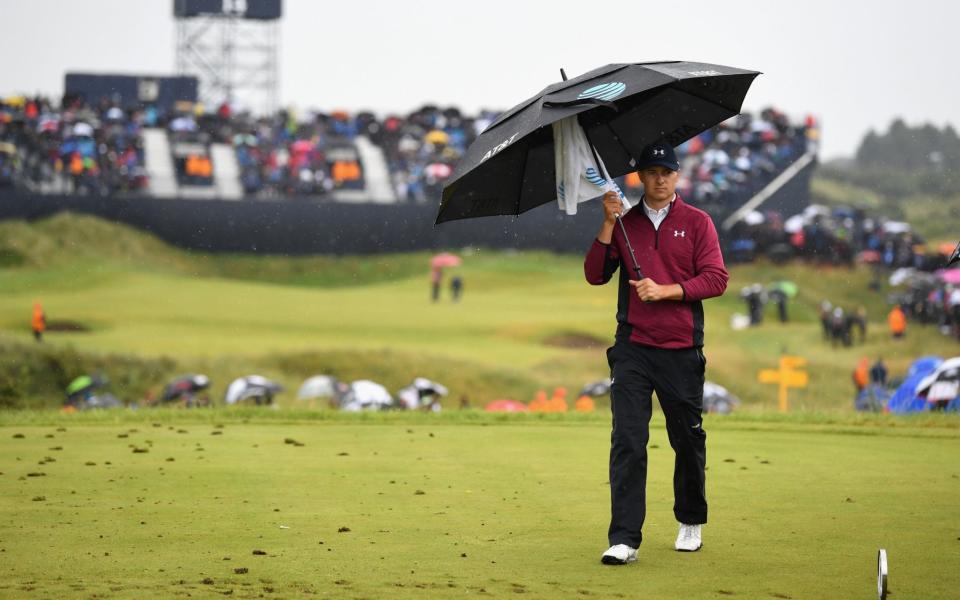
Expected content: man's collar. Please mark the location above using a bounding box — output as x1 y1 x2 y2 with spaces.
642 193 677 214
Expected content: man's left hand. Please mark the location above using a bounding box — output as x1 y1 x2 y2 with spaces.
629 279 683 302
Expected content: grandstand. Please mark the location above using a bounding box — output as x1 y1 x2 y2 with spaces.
0 89 818 253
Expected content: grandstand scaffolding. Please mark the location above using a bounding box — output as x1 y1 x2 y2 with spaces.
174 0 280 115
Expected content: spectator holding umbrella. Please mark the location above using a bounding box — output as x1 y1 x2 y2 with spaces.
429 253 461 302
584 142 728 564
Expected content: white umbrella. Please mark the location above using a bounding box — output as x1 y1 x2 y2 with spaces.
783 214 805 233
170 116 197 132
105 107 124 121
297 375 339 400
882 221 911 234
412 377 448 396
397 377 448 409
703 381 740 414
742 210 765 226
341 380 393 411
72 122 94 137
802 204 830 219
915 357 960 396
888 267 916 287
224 375 283 405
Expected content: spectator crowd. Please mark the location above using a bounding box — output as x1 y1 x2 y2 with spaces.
0 95 147 195
1 92 815 210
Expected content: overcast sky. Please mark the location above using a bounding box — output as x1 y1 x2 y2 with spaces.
1 0 957 159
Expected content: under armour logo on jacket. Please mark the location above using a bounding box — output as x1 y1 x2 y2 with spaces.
653 149 665 156
674 229 685 237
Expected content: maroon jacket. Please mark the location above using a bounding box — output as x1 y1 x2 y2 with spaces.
584 195 728 349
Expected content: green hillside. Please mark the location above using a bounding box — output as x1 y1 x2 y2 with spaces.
0 212 957 411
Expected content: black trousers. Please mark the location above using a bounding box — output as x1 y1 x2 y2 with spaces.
607 342 707 547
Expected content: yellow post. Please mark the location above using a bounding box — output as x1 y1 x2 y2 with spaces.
757 355 809 412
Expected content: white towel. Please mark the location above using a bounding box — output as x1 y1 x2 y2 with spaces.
553 116 631 216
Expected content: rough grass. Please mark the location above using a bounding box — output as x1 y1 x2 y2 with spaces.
0 415 957 598
0 212 957 412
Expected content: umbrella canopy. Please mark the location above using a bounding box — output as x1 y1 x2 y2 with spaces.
297 375 341 400
703 381 740 414
437 61 759 223
579 379 612 397
66 375 96 397
882 221 911 234
915 356 960 397
161 374 211 402
72 122 94 137
769 280 798 298
340 380 394 411
783 214 805 233
411 377 448 397
66 374 109 396
949 241 960 266
169 116 197 132
425 130 450 145
888 267 916 287
397 377 449 409
887 356 943 413
424 162 453 179
37 116 60 133
224 375 283 405
430 252 462 269
83 393 124 410
484 399 528 412
290 139 314 154
935 268 960 285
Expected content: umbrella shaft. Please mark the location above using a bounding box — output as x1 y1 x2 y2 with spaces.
617 215 643 278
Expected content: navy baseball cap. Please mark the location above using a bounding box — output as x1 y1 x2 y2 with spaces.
636 141 680 171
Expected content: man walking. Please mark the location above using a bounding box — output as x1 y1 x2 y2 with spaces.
584 142 729 565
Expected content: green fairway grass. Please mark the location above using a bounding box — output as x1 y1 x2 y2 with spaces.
1 412 958 598
1 213 957 410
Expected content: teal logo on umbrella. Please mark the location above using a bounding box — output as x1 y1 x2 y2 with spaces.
577 81 626 101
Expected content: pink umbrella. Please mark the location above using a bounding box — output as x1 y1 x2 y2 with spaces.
290 139 314 154
424 162 453 179
430 253 461 269
484 399 528 412
935 268 960 285
856 250 882 264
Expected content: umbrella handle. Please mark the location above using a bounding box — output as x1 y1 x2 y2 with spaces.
616 215 643 278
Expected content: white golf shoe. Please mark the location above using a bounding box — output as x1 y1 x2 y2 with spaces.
600 544 637 565
675 523 702 552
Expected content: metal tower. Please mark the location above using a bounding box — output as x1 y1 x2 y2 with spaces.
174 1 280 114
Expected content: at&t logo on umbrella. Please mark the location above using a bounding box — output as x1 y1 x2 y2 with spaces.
577 81 626 101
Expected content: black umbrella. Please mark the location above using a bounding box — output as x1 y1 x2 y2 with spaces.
436 61 759 225
161 374 211 403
